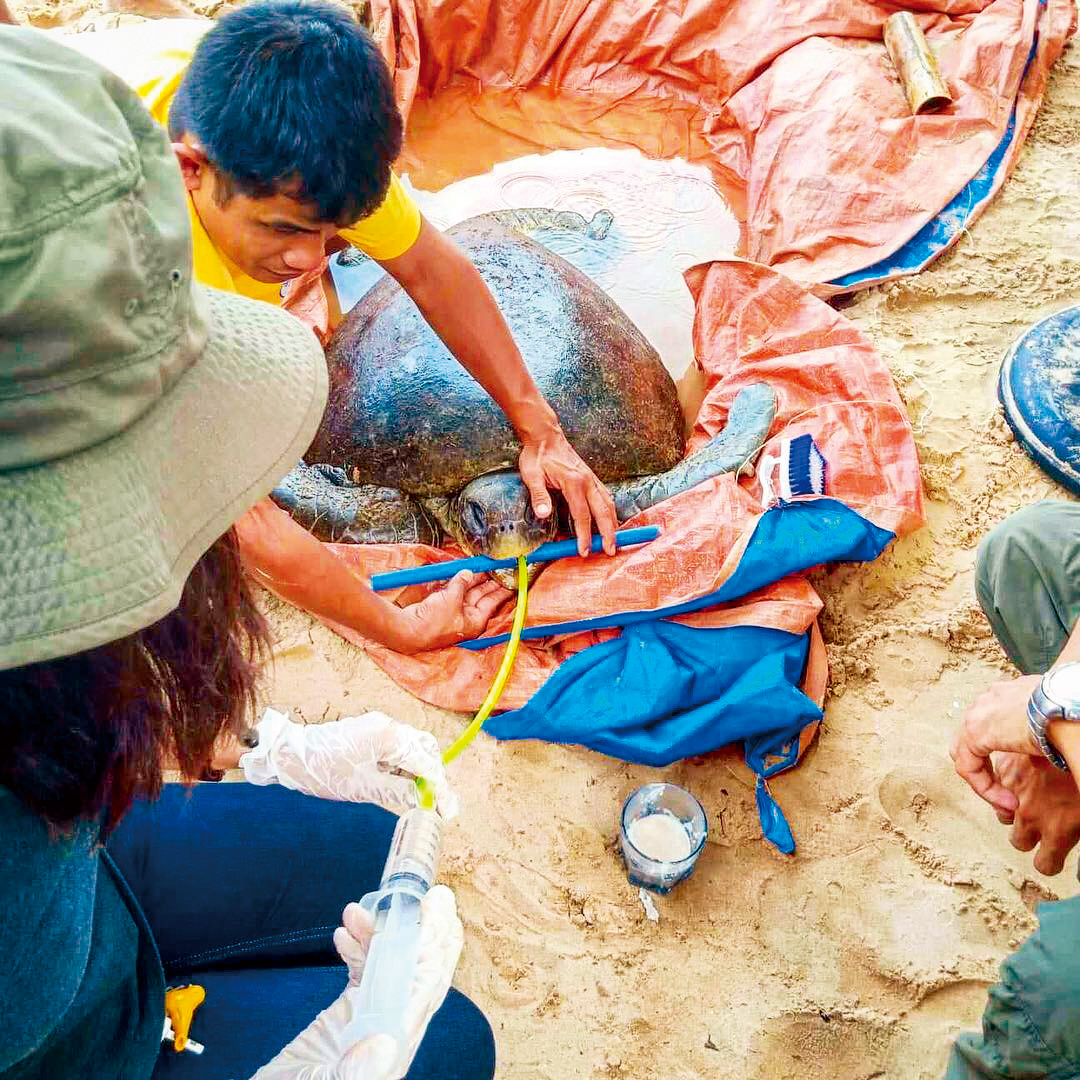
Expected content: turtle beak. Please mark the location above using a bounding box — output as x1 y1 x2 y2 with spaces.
485 513 558 560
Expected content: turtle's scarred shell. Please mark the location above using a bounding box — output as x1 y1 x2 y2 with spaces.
307 216 685 497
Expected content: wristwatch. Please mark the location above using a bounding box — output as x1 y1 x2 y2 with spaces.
1027 662 1080 771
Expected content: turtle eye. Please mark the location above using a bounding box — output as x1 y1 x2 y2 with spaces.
463 499 486 537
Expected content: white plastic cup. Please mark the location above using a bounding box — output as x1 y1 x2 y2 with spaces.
619 783 707 893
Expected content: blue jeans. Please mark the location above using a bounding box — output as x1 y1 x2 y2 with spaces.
107 784 495 1080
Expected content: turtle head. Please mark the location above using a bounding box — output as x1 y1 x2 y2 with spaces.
451 470 559 561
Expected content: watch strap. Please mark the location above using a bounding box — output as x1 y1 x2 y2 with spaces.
1028 685 1071 772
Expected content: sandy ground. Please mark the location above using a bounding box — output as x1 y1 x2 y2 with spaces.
13 2 1080 1075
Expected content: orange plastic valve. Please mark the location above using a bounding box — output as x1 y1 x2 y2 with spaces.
164 984 205 1052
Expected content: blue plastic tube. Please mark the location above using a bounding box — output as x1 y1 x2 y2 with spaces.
369 526 660 592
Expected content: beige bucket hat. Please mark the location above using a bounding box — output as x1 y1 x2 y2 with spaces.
0 26 328 670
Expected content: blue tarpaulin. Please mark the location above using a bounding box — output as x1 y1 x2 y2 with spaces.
485 498 896 852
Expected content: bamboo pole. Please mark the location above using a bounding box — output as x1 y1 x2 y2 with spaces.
884 12 953 115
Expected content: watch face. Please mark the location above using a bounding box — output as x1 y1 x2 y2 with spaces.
1045 662 1080 709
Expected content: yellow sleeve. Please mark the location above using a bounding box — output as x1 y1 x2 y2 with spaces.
338 173 422 262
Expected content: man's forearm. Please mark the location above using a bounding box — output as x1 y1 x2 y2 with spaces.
381 220 561 443
1046 722 1080 782
234 500 415 652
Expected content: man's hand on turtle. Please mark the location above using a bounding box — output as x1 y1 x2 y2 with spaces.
401 571 510 651
992 751 1080 876
517 429 617 558
950 674 1043 815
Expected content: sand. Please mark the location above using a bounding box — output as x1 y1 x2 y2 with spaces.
13 2 1080 1074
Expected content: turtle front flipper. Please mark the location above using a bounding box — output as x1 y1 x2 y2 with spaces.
607 383 778 520
270 462 441 545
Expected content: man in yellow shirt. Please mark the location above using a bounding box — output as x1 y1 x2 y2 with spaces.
55 2 617 652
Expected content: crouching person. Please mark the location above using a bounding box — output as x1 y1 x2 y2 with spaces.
948 501 1080 1077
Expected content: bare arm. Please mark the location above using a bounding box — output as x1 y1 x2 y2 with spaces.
379 217 617 556
1048 701 1080 778
0 1 19 24
234 500 506 654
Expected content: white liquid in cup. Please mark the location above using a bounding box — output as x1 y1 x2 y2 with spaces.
626 810 693 863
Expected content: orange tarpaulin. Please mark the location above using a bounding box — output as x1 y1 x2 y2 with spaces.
371 0 1075 293
290 0 1074 334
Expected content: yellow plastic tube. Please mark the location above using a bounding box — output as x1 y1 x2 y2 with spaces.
416 555 529 809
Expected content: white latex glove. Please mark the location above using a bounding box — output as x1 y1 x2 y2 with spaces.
240 708 458 819
250 885 464 1080
333 901 376 988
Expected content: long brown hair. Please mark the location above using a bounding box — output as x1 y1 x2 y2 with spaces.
0 528 269 832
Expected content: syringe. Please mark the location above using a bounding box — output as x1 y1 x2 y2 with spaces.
344 806 443 1067
344 555 529 1070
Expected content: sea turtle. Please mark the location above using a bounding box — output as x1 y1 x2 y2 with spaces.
271 209 777 578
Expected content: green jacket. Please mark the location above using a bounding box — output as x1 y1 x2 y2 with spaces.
0 788 163 1079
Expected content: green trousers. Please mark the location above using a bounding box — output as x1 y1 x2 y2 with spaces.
946 500 1080 1079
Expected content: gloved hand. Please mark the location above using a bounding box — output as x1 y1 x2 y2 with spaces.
333 901 376 988
250 885 464 1080
240 708 458 819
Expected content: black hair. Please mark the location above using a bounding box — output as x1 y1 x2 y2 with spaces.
0 530 269 833
169 0 403 224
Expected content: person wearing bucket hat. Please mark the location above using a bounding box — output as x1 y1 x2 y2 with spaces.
34 0 620 654
0 27 494 1080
